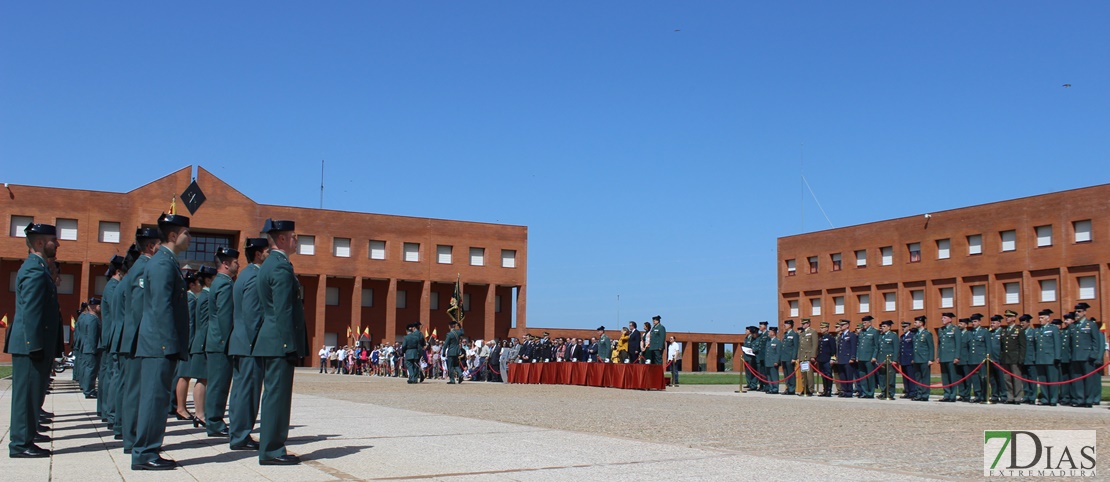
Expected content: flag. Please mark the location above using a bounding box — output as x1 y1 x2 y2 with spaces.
70 316 76 330
346 326 352 339
355 324 361 339
169 194 177 215
446 274 465 324
431 328 437 338
0 315 7 328
362 326 369 337
424 328 429 338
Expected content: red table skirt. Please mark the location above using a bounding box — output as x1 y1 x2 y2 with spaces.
508 362 665 390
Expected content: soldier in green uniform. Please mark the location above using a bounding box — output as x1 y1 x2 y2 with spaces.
954 318 972 402
796 319 817 396
173 271 201 422
98 255 125 423
403 322 424 383
911 316 934 401
987 315 1006 403
999 310 1026 404
116 228 161 452
77 298 102 398
754 321 769 392
779 320 799 395
967 314 990 403
228 238 268 451
445 320 465 383
205 247 239 437
646 315 666 365
1071 303 1099 408
596 326 612 363
254 219 308 465
856 317 878 399
1059 313 1075 406
1019 314 1038 404
764 327 781 393
131 213 191 470
6 223 60 458
875 320 899 400
1035 311 1061 406
187 265 216 425
935 313 958 402
106 245 138 435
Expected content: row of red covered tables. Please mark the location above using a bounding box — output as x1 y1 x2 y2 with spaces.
507 361 666 390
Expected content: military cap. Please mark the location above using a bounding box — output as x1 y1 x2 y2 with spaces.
880 320 894 327
215 246 240 259
1052 318 1063 325
747 326 760 333
88 297 102 306
901 321 911 326
245 237 269 250
861 315 875 322
768 326 778 332
158 213 190 228
819 322 829 328
135 227 160 240
1038 309 1053 316
79 302 88 312
262 218 295 233
450 320 460 327
990 315 1003 322
652 315 661 321
23 223 56 236
941 312 955 318
124 244 141 268
958 318 970 324
800 318 810 324
542 332 549 336
183 270 197 283
758 321 768 326
914 315 927 322
783 319 794 326
1019 314 1033 322
1003 309 1018 317
969 313 983 321
837 319 850 326
109 254 126 268
198 265 217 277
1063 312 1076 320
1075 302 1091 310
414 321 422 326
596 325 605 331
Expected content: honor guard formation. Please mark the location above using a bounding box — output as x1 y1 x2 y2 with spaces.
740 310 1107 406
6 217 308 470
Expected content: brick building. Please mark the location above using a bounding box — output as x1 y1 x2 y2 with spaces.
1 166 527 365
778 184 1108 334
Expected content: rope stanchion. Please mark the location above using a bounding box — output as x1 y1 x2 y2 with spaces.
990 360 1110 386
809 362 884 385
892 361 985 390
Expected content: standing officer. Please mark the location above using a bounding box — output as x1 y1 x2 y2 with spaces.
1019 314 1039 404
935 313 959 402
966 314 989 403
1071 302 1099 408
105 246 138 433
228 238 268 451
999 310 1026 404
898 321 916 399
98 255 125 423
77 298 102 398
835 320 857 397
796 319 817 396
742 326 758 391
188 265 216 425
254 219 308 465
754 322 769 392
779 320 799 395
912 316 934 401
876 321 899 400
596 326 611 363
403 322 424 383
205 246 239 437
954 318 973 402
173 271 201 423
1035 311 1061 406
6 223 60 458
856 316 878 399
1059 313 1075 406
131 213 191 470
445 320 464 383
764 327 781 393
117 228 161 452
987 315 1006 403
646 315 666 365
815 322 836 397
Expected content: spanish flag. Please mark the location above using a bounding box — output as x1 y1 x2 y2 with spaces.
0 315 7 328
424 328 429 338
346 326 352 339
363 326 369 337
169 194 177 215
431 328 437 338
70 316 76 330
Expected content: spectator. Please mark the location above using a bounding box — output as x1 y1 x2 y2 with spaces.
667 336 682 387
616 327 630 362
318 345 329 373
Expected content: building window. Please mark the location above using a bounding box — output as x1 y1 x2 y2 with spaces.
858 294 870 313
786 259 796 276
297 235 315 256
57 273 74 295
1004 282 1020 304
908 243 921 263
808 256 818 274
7 272 14 292
937 239 950 259
1000 230 1016 252
98 221 121 243
361 288 374 307
968 234 983 255
881 246 893 266
1078 276 1096 300
834 296 845 314
94 276 107 295
57 218 78 241
1074 220 1092 243
325 286 340 306
430 292 439 310
437 245 453 264
855 250 867 268
185 234 233 263
403 243 420 262
1039 280 1056 302
495 295 502 313
396 290 407 309
1035 225 1053 247
971 285 986 306
911 290 924 310
939 287 954 308
470 247 485 266
831 253 842 271
883 292 896 311
334 238 351 258
810 298 821 316
463 293 471 311
9 215 33 238
369 240 386 260
788 300 799 317
502 249 517 268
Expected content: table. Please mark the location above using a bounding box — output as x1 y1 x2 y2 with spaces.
507 361 665 390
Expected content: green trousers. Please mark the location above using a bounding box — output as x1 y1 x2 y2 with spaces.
132 357 175 465
228 356 264 447
259 357 295 461
205 352 233 435
8 354 50 454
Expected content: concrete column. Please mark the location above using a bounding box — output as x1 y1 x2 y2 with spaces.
485 284 496 342
352 277 363 344
682 342 696 372
707 343 719 373
420 280 430 326
515 284 526 331
315 274 326 366
385 278 397 344
79 260 90 300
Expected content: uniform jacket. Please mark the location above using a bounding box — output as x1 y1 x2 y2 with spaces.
5 254 61 356
966 326 989 363
253 249 309 358
999 325 1026 365
797 327 817 360
780 328 799 362
989 328 1003 361
191 287 210 354
1072 318 1101 361
1022 327 1038 365
98 277 119 352
752 331 768 364
135 246 190 358
648 323 666 351
764 336 781 365
116 255 150 356
857 327 879 362
835 331 857 364
956 328 972 365
1036 324 1061 364
77 312 100 354
899 330 915 365
402 330 424 361
913 329 935 364
937 324 959 363
106 270 129 354
445 328 464 357
816 332 836 363
206 272 234 354
229 264 262 357
597 334 612 361
1059 325 1073 363
876 331 899 361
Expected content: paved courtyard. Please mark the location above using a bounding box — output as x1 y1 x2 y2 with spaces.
2 369 1107 480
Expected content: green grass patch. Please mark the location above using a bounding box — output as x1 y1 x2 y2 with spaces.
665 372 742 385
0 365 12 379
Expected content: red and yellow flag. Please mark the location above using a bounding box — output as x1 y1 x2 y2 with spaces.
169 195 177 215
346 326 352 339
0 315 8 328
70 316 76 330
431 328 437 338
362 327 369 337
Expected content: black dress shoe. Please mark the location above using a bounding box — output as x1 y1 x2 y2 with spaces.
131 457 176 471
259 454 301 465
207 430 229 438
114 434 123 440
40 411 54 418
10 446 51 458
230 439 260 451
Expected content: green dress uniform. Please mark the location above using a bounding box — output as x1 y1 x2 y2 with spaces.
647 321 666 365
115 253 151 450
5 252 60 456
229 262 265 448
173 290 196 396
966 326 989 401
1035 323 1061 405
597 333 612 362
1059 323 1074 405
956 326 973 400
77 311 101 397
876 329 899 399
856 326 879 398
106 265 130 434
1022 325 1039 403
188 286 210 378
936 324 959 401
780 328 799 394
132 244 191 467
1071 316 1100 407
764 335 781 392
254 247 309 463
988 327 1006 402
445 327 465 383
752 330 768 391
912 329 935 400
205 271 235 435
98 276 119 420
403 328 423 383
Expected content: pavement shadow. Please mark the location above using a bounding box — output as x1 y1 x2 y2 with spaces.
51 442 119 456
288 434 341 445
176 450 258 465
53 430 115 442
298 444 373 461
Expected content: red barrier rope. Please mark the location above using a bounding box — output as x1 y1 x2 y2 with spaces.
808 362 885 384
892 361 984 389
740 360 804 384
989 360 1110 386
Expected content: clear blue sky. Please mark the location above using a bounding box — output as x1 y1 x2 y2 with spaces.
2 3 1108 333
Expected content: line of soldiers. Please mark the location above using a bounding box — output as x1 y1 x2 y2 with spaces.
6 217 309 468
742 304 1105 407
